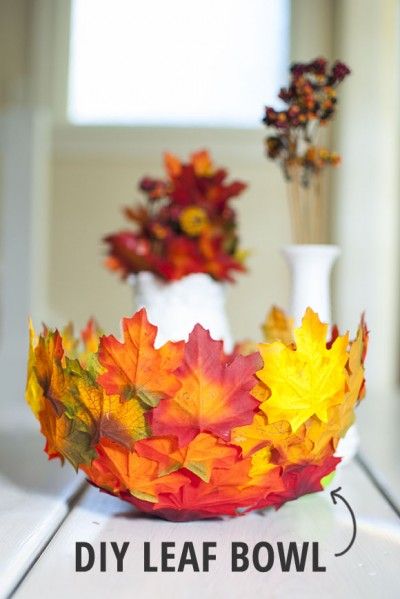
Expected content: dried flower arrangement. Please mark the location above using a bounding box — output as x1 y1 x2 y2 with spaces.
26 307 367 521
263 58 351 243
104 150 247 283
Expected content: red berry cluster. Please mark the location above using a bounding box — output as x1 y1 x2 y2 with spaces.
262 57 350 185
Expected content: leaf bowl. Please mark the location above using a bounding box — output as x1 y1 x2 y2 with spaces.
26 308 367 521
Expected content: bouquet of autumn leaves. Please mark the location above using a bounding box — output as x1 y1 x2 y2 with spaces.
104 150 247 283
26 308 367 521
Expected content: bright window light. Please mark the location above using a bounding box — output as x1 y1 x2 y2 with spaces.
68 0 289 127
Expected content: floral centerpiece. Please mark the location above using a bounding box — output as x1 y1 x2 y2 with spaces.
26 307 367 521
105 150 247 282
104 150 247 350
263 57 350 243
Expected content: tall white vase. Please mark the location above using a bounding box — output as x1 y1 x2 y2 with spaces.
281 244 340 327
129 272 233 352
282 243 359 464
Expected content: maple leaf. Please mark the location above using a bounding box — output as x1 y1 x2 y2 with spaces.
42 371 147 469
191 150 214 177
65 359 147 449
304 415 340 458
27 324 148 469
98 438 189 502
151 325 261 444
234 339 259 357
182 432 239 482
26 321 45 417
26 323 95 467
151 458 282 519
81 318 103 354
32 327 66 417
257 308 349 432
248 446 276 478
40 408 97 469
78 318 104 374
97 309 184 406
61 323 79 357
232 413 293 457
154 459 256 518
164 152 182 178
324 315 369 441
262 306 294 345
134 433 239 483
267 455 341 509
81 453 127 495
346 316 368 405
133 436 185 477
232 412 317 468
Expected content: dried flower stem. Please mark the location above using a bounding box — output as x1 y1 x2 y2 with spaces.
287 167 326 244
263 57 350 245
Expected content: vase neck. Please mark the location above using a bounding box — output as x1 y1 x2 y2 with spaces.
282 244 340 326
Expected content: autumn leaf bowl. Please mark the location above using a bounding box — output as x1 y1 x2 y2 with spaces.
25 308 368 521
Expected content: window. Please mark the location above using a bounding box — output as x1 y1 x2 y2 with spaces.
68 0 289 127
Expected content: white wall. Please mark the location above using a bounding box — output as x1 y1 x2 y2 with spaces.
333 0 400 393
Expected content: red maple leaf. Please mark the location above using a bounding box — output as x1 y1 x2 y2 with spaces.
151 325 262 444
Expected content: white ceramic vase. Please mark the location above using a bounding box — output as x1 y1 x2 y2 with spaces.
129 272 233 352
281 243 359 464
281 244 340 327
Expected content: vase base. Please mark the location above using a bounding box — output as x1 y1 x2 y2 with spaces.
130 272 234 352
334 424 359 466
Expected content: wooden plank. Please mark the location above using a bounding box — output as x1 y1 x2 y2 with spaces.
15 461 400 599
0 427 85 598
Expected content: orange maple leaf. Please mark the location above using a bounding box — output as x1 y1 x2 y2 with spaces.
135 432 239 483
97 438 189 502
191 150 214 177
151 325 262 444
27 323 148 468
97 309 184 406
81 318 103 354
164 152 182 178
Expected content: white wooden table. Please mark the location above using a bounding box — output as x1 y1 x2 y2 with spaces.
1 406 399 599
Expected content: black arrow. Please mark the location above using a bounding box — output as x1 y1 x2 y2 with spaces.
330 486 357 557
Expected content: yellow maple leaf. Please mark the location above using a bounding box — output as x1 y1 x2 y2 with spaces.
262 306 294 345
25 321 44 417
345 318 367 408
249 446 276 478
257 308 349 432
231 413 271 456
61 323 79 357
324 316 368 440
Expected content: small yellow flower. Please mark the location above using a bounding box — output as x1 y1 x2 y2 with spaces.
179 206 209 236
